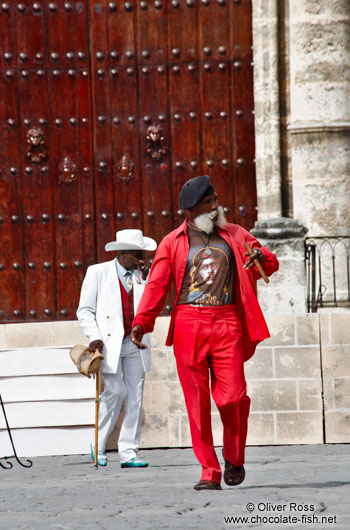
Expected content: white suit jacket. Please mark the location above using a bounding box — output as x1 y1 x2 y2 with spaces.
76 259 151 374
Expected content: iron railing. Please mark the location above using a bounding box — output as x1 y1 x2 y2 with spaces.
0 394 33 469
305 237 350 312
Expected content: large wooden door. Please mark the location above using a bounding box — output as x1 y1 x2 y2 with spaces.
0 1 94 322
0 0 256 322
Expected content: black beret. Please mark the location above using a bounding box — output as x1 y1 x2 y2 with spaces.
178 175 216 210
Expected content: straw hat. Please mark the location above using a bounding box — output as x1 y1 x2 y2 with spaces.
70 344 104 378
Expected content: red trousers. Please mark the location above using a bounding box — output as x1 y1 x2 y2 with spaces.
173 305 250 484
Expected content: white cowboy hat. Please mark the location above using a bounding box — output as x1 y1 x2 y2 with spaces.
105 229 157 252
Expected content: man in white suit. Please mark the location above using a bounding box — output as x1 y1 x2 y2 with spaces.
77 229 157 467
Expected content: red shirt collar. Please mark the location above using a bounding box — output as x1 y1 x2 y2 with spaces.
174 219 189 238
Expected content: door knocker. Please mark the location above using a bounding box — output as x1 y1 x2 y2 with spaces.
26 127 48 163
146 125 167 161
58 157 77 183
116 154 134 182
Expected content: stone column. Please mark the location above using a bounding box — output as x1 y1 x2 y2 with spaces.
289 0 350 236
252 0 283 219
252 218 308 314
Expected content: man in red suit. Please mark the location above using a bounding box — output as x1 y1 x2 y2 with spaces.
131 175 279 490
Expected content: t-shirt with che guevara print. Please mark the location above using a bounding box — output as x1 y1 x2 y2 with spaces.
177 224 236 306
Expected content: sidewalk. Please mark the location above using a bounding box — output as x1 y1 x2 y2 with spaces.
1 444 349 530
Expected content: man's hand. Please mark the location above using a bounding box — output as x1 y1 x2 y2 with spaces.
130 325 147 349
140 259 152 281
128 255 152 280
89 340 103 353
134 258 151 281
243 248 264 270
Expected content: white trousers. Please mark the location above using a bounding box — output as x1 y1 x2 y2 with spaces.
97 336 145 463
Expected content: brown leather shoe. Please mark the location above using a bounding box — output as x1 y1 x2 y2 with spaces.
222 450 245 486
193 480 222 491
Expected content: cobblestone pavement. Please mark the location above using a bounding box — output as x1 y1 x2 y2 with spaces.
0 444 349 530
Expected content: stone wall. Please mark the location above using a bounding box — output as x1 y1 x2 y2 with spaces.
251 0 350 318
288 0 350 236
253 0 350 236
1 313 349 457
246 313 323 446
135 313 325 448
252 0 283 220
108 312 350 450
251 218 308 314
319 311 350 443
277 0 293 218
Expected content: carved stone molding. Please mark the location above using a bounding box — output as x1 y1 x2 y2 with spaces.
288 122 350 135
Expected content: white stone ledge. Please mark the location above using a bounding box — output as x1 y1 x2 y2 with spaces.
248 377 321 381
291 15 350 24
324 408 350 412
288 121 350 134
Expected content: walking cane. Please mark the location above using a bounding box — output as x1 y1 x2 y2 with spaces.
94 371 100 469
244 242 269 284
69 345 104 467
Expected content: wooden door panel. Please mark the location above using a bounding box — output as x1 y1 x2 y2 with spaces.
46 3 91 319
18 70 54 320
200 62 234 221
139 66 173 245
231 0 253 52
231 1 256 229
107 1 136 68
110 67 142 233
47 1 89 69
168 2 200 226
169 65 201 225
231 61 255 157
51 70 86 320
168 0 198 64
77 70 96 270
198 0 230 62
89 3 114 262
0 70 23 320
16 0 47 69
136 1 168 66
0 3 16 68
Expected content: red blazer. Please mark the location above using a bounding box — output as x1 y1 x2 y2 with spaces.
133 220 279 362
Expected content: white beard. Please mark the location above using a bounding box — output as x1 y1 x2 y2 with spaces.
193 206 227 234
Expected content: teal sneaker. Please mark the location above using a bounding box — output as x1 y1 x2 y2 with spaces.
90 443 107 467
121 457 148 469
